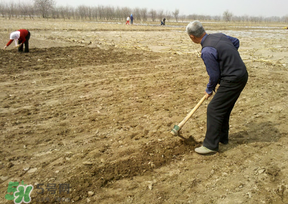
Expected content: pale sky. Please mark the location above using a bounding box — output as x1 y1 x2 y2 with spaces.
54 0 288 17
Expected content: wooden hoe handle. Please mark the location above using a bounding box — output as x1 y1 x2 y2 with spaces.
170 95 206 136
177 95 206 128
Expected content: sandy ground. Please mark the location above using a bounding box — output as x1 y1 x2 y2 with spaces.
0 19 288 204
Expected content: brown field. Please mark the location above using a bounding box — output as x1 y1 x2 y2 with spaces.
0 18 288 204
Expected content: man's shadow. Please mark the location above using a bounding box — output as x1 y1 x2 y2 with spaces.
220 121 281 152
176 121 281 153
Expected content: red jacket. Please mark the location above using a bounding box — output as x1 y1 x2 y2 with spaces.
6 29 29 47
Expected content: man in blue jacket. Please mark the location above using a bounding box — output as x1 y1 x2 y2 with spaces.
130 14 134 25
186 20 248 154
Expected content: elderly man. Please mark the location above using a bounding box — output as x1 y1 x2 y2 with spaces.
186 20 248 154
4 29 30 52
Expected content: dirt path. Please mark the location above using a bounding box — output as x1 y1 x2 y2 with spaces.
0 19 288 204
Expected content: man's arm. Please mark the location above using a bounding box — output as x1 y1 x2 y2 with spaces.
4 40 13 49
201 47 221 94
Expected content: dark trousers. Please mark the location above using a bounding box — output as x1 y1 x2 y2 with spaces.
203 72 248 151
18 31 30 52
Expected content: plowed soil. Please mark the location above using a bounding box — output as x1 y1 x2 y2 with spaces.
0 19 288 204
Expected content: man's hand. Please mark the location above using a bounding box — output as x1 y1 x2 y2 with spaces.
205 92 213 99
15 43 22 48
3 45 7 50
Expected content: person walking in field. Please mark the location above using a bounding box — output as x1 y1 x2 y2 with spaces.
130 14 134 25
186 20 248 155
4 29 31 52
126 16 130 25
161 18 166 25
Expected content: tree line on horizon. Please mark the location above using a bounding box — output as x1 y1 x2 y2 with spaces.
0 0 287 23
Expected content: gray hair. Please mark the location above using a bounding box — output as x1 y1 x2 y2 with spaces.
186 20 206 37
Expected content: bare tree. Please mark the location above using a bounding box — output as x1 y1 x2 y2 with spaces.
268 16 280 22
179 14 186 22
34 0 55 18
87 6 93 20
282 15 288 23
164 10 171 21
140 8 147 21
51 7 58 19
56 5 74 19
105 6 115 20
7 2 16 19
0 3 5 17
98 5 105 20
149 9 157 21
77 5 88 20
134 7 141 21
114 6 122 20
250 16 262 22
121 6 131 20
20 1 33 19
58 6 67 19
172 9 179 22
223 10 233 22
0 1 287 23
90 7 98 20
213 15 221 21
158 9 164 21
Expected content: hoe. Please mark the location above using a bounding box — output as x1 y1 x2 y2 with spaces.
170 95 206 136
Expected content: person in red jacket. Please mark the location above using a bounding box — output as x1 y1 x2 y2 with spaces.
4 29 31 52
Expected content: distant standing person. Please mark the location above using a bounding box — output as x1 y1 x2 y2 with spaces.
126 16 130 25
4 29 31 52
130 14 134 25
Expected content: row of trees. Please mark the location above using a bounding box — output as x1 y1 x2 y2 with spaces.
0 0 287 23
